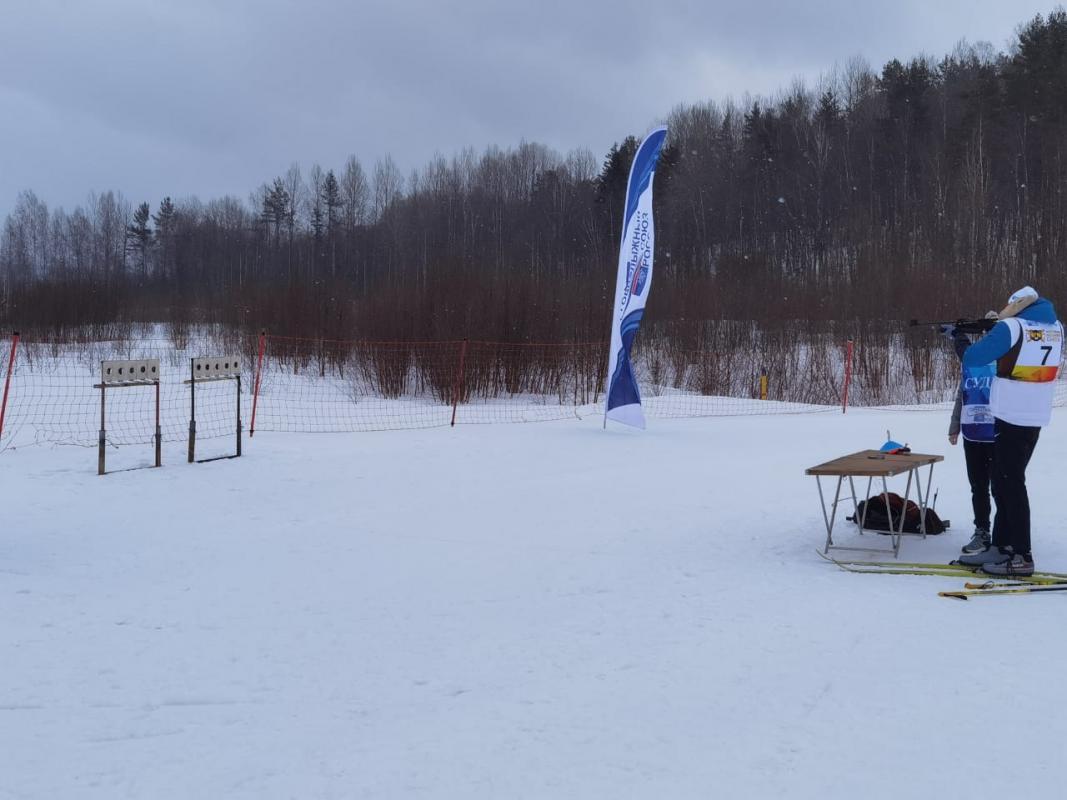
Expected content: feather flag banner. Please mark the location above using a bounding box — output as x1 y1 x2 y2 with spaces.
605 126 667 429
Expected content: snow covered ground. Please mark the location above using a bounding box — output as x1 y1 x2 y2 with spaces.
3 405 1067 799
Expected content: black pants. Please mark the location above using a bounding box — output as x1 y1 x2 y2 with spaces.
991 418 1041 555
962 438 994 530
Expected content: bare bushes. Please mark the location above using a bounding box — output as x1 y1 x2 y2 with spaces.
5 321 965 410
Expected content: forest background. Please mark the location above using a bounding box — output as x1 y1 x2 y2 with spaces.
3 12 1067 403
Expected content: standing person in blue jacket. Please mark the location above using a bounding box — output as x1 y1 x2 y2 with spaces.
958 286 1063 576
943 312 999 556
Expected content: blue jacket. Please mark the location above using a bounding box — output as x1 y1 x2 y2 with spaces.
962 298 1060 368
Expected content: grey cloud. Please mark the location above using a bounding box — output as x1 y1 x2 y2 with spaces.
0 0 1053 217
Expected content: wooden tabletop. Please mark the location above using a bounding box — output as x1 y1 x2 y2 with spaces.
805 450 943 477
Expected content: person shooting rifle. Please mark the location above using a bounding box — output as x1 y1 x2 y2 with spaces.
929 311 1000 559
952 287 1064 577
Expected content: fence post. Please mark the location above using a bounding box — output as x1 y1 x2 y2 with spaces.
0 331 20 442
154 379 162 468
759 374 768 400
236 374 243 457
249 330 266 438
842 339 854 414
187 357 196 463
98 383 106 476
451 338 469 427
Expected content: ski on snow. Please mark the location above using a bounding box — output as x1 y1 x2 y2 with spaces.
817 551 1067 588
940 583 1067 600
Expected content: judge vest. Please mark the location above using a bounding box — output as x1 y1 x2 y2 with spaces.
961 364 995 442
990 318 1064 427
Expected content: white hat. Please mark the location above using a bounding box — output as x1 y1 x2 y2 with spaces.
999 286 1039 318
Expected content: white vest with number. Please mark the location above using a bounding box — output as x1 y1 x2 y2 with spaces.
990 317 1064 427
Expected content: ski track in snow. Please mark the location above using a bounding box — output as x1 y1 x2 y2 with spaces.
2 408 1067 798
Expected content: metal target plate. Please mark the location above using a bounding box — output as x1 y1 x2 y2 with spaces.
192 356 242 380
101 358 160 384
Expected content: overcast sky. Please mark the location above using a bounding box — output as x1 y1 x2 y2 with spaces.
0 0 1054 219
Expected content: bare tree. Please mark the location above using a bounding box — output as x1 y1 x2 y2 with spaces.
372 155 404 221
341 156 369 228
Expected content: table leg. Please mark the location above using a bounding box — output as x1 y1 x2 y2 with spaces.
848 476 859 530
894 469 914 556
879 477 897 556
817 475 844 553
857 476 872 535
918 463 935 538
910 466 926 539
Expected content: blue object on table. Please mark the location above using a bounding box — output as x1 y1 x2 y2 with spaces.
880 440 911 454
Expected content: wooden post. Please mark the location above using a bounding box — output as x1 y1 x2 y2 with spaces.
98 382 106 476
759 374 768 400
236 374 243 457
187 358 196 463
154 380 162 467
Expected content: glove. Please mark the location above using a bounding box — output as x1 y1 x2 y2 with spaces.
939 323 957 340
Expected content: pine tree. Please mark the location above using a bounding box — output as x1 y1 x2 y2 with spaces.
152 197 176 281
321 170 342 277
126 202 153 280
596 136 639 244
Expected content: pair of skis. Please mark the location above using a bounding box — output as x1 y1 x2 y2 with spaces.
818 551 1067 600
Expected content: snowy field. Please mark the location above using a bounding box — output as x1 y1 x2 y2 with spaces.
3 405 1067 799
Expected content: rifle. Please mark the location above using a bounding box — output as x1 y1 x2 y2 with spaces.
908 317 997 336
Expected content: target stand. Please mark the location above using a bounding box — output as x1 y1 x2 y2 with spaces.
95 359 162 476
186 356 242 463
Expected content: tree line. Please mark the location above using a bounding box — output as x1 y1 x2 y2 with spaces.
3 11 1067 366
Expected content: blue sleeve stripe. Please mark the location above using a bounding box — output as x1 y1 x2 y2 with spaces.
963 320 1013 367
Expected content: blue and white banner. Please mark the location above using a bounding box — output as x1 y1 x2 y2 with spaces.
605 126 668 429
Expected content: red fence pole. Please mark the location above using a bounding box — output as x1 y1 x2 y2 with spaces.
249 330 267 437
0 331 19 442
450 339 469 427
842 339 854 414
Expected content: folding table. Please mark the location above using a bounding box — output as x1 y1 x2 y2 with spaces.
805 450 942 557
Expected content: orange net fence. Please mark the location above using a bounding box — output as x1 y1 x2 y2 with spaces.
3 331 1066 452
